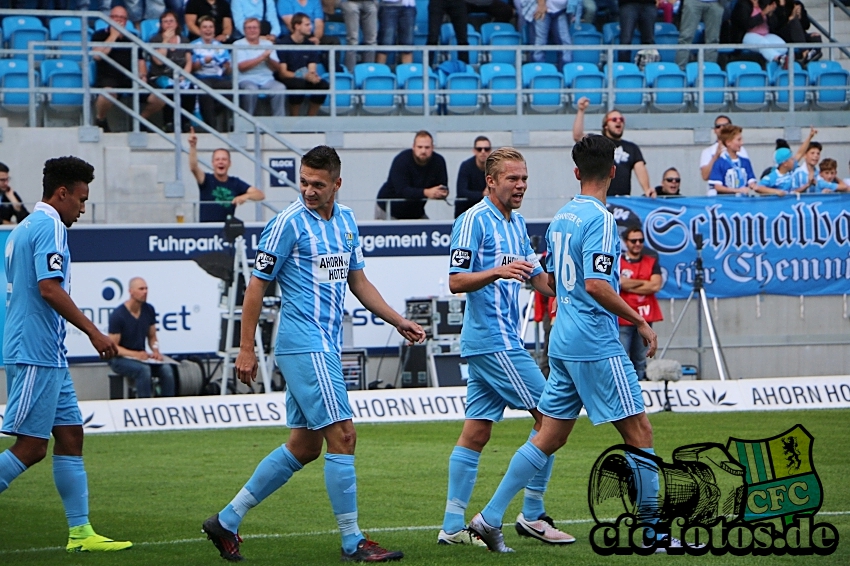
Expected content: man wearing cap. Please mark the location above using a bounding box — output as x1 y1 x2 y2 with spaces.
758 147 807 195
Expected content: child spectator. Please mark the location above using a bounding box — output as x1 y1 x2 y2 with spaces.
708 125 775 196
759 147 805 194
813 158 849 193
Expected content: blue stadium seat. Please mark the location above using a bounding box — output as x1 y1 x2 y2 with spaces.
480 62 516 113
440 23 481 64
564 62 605 110
571 25 603 65
654 30 679 63
320 71 355 115
653 22 678 36
606 62 645 111
49 17 89 61
94 18 138 34
644 62 687 111
602 22 620 45
354 63 396 114
522 62 563 113
3 16 48 61
41 59 83 110
488 30 521 65
140 19 160 42
325 21 347 40
0 59 39 113
807 61 849 109
481 22 516 44
412 22 428 64
686 61 726 110
766 60 806 108
726 61 769 110
445 69 480 114
396 63 438 113
415 0 429 29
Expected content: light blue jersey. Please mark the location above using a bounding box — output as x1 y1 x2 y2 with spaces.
449 198 542 357
253 197 365 356
760 167 806 192
545 195 624 361
793 163 839 193
3 203 70 367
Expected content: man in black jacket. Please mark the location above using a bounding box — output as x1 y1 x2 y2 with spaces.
376 131 449 220
454 136 491 218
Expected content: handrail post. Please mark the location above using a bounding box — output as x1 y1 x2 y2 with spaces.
28 49 37 127
423 46 430 117
329 46 337 117
131 43 139 132
606 46 614 111
174 78 183 183
789 51 795 114
697 46 704 114
82 12 91 126
515 43 522 116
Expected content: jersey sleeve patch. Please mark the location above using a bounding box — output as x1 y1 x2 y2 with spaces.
47 252 63 272
592 253 614 275
254 251 276 275
450 248 472 270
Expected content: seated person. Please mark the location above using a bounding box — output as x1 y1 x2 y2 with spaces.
276 13 329 116
708 125 776 196
108 278 176 399
185 0 234 41
732 0 788 66
818 159 849 193
191 16 233 129
454 136 491 218
375 130 448 220
146 11 196 132
655 167 682 196
0 162 28 224
232 0 281 40
234 18 287 116
769 0 821 63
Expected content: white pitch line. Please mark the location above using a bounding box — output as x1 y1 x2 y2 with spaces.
2 513 848 556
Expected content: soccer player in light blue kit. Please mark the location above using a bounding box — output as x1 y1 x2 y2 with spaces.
0 156 132 553
202 146 426 563
469 135 673 552
439 148 575 548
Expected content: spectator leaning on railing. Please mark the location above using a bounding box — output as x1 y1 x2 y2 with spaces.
794 137 850 193
454 136 492 218
185 0 234 42
0 162 28 225
707 124 777 196
817 159 849 193
655 167 682 196
234 18 287 116
700 115 750 182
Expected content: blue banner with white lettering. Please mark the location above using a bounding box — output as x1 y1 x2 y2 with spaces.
607 195 850 299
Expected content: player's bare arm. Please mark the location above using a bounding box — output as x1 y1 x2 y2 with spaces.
586 278 657 357
529 272 555 297
449 260 535 293
39 278 117 359
348 269 425 344
235 275 271 384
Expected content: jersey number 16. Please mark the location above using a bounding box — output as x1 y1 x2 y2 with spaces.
550 231 577 292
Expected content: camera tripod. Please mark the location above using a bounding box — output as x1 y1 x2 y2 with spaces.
658 234 731 381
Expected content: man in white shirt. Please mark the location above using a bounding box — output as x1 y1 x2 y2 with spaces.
233 18 287 115
699 115 749 181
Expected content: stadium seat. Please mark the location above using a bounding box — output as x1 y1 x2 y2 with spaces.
605 62 645 111
654 29 679 63
766 60 807 109
41 59 83 119
480 62 516 113
481 22 516 44
602 22 621 45
522 62 563 113
412 22 428 64
726 61 769 110
686 62 726 110
325 21 347 40
488 29 522 65
140 18 160 42
439 23 481 64
49 17 88 61
644 62 687 111
3 16 48 61
564 62 605 110
93 18 138 35
444 68 481 114
320 71 356 115
654 22 678 36
396 63 438 113
354 63 396 114
571 25 603 65
0 59 39 113
807 61 849 109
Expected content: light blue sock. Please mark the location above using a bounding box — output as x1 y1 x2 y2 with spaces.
627 447 660 539
325 453 363 555
442 446 481 534
0 450 27 493
481 442 547 527
219 445 303 533
52 456 89 528
522 430 554 520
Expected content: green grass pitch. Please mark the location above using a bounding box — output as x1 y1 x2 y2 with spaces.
1 408 849 565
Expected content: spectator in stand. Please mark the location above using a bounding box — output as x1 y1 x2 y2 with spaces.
376 0 416 65
233 0 281 40
770 0 821 63
700 115 750 181
275 13 330 116
0 162 29 225
191 16 233 130
818 159 850 193
278 0 326 42
428 0 469 64
533 0 580 67
708 124 777 196
731 0 788 66
655 167 682 196
465 0 514 22
618 226 662 382
122 0 166 24
185 0 234 42
759 147 808 194
617 0 655 62
341 0 379 72
91 6 153 132
794 138 850 193
234 19 287 116
146 11 196 133
572 97 655 197
675 0 725 68
454 136 492 218
375 131 449 220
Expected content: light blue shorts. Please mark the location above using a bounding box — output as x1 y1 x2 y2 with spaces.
2 364 82 439
465 349 546 422
538 355 645 425
276 352 353 430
